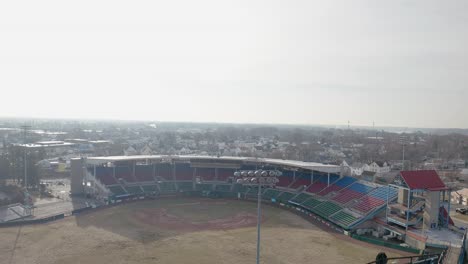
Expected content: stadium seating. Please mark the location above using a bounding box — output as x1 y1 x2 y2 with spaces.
159 182 176 193
231 184 243 193
305 176 328 193
314 201 343 218
178 182 194 191
215 184 232 192
332 182 375 204
263 189 282 200
196 168 216 181
335 176 358 188
240 165 257 170
317 176 356 196
115 166 136 183
369 186 398 201
353 196 386 213
196 183 213 192
141 185 158 193
348 182 375 194
331 211 359 227
302 197 322 209
217 168 235 181
289 171 312 189
290 193 312 204
108 185 127 196
276 191 295 203
95 167 117 185
156 163 173 180
277 170 294 188
135 165 155 182
91 160 406 233
125 186 143 194
245 186 260 197
175 163 193 180
353 187 398 213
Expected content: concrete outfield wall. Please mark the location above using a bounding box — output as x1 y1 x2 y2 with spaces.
352 234 420 254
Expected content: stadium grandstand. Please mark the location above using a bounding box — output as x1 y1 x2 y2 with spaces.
70 155 466 261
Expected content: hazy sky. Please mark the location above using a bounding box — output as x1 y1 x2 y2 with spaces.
1 1 467 128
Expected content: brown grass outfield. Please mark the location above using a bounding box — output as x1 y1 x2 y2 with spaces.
0 198 408 264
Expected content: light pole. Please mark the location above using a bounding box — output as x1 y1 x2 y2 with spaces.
234 169 281 264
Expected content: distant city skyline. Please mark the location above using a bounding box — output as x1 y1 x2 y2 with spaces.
1 1 467 128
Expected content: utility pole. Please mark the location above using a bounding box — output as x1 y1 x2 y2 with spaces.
400 135 407 170
20 125 31 188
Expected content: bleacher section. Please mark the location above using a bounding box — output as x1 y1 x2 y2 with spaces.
276 191 295 203
141 185 158 193
156 163 173 180
290 193 312 204
240 165 257 170
196 183 213 192
95 167 117 185
302 197 322 209
217 168 235 181
244 186 260 197
263 189 282 200
289 171 311 189
159 182 176 193
175 163 193 181
108 185 127 196
89 163 395 231
317 176 357 196
125 186 143 194
277 170 294 188
332 182 375 204
177 182 194 192
135 165 155 182
314 201 343 218
115 166 136 183
331 211 359 227
231 184 243 193
196 168 216 181
215 184 232 192
353 186 398 213
305 175 328 193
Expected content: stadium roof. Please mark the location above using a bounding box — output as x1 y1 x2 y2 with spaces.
400 170 447 191
85 155 341 173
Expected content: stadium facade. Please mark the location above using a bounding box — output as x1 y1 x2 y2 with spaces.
71 155 466 259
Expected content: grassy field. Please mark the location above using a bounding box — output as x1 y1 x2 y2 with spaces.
0 198 407 264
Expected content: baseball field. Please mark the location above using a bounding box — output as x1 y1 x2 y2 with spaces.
0 197 407 264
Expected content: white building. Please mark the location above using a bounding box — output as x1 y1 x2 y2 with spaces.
362 161 390 174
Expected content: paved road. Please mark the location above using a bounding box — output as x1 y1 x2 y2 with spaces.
449 203 468 228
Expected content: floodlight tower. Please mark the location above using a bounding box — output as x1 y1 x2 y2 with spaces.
234 169 281 264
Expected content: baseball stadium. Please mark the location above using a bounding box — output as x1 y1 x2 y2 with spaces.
1 155 467 263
